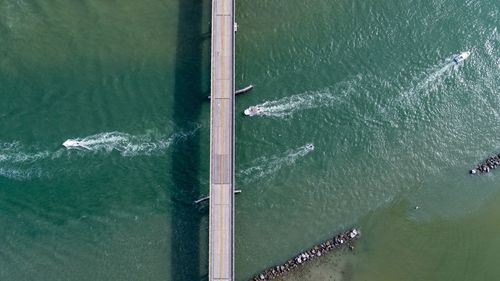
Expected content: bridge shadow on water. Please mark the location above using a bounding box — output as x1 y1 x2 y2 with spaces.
170 0 210 281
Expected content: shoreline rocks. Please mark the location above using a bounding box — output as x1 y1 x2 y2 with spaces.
250 228 360 281
470 153 500 174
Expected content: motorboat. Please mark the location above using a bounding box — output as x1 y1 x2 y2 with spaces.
244 106 262 116
63 139 90 149
453 51 470 64
304 143 315 151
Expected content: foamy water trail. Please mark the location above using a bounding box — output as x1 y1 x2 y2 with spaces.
377 54 470 124
64 128 198 157
0 127 199 180
0 142 52 163
0 143 50 180
393 54 467 106
238 144 314 184
0 167 45 180
245 78 360 118
248 90 337 117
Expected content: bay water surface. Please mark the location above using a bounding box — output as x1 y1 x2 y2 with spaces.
0 0 499 280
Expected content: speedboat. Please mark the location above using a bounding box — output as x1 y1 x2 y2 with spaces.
63 139 90 150
304 143 314 151
244 106 262 116
453 51 470 64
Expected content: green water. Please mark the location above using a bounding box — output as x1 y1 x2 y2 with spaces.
0 0 499 280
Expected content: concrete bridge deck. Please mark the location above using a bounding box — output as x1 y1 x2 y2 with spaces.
209 0 235 280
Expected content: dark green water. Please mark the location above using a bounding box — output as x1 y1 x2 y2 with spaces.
0 0 499 280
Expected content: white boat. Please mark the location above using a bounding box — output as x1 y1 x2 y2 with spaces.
63 139 90 149
453 51 470 64
304 143 314 151
244 106 262 116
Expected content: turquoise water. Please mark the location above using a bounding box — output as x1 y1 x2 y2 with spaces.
0 0 499 280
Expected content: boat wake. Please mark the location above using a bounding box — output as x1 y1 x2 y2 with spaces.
238 144 314 184
62 129 197 156
393 53 469 106
375 55 466 126
0 142 53 180
244 78 360 118
0 142 52 163
0 127 199 180
0 167 45 180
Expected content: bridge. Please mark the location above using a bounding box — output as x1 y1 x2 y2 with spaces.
209 0 235 280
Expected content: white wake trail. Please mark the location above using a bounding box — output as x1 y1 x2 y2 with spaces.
393 54 467 106
0 142 51 163
0 142 51 180
64 127 199 157
238 144 314 184
245 78 361 118
0 127 200 180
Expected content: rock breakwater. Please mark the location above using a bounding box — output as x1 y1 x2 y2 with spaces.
470 153 500 174
250 228 360 280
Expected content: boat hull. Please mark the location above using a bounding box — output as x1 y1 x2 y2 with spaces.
453 51 471 64
244 106 261 116
63 139 90 149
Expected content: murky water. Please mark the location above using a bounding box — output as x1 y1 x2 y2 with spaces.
0 0 499 280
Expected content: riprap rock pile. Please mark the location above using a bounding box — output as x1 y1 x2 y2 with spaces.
250 228 360 280
470 154 500 174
